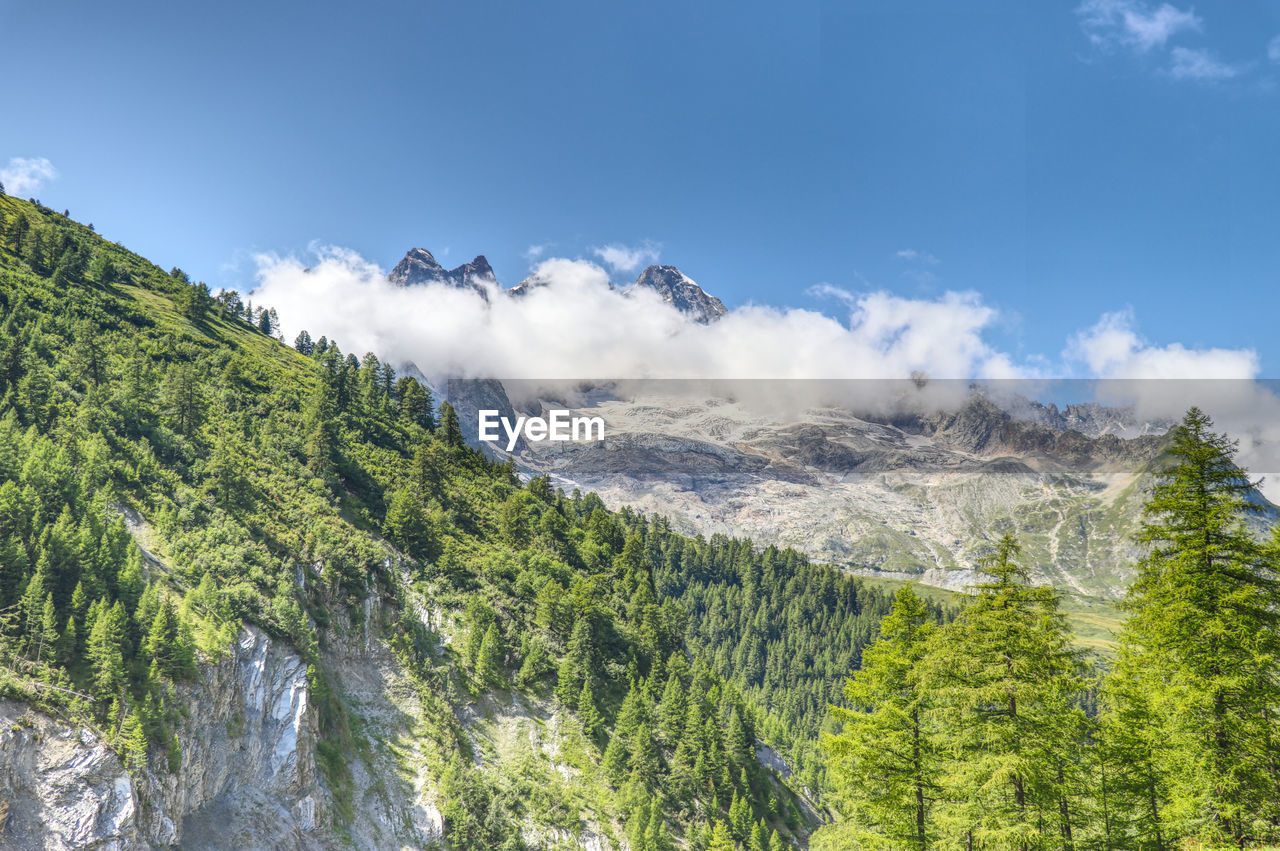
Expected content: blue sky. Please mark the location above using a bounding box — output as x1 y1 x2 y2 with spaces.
3 0 1279 373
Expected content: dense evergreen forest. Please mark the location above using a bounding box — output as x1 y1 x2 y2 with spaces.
821 408 1280 849
0 191 919 849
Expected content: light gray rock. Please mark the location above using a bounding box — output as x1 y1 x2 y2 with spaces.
0 625 328 851
0 704 140 849
144 624 324 849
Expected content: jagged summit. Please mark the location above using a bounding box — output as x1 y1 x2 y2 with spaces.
389 248 497 298
450 254 497 288
390 249 729 322
631 264 727 324
507 270 551 299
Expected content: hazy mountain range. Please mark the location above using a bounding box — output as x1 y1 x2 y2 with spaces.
417 256 1214 603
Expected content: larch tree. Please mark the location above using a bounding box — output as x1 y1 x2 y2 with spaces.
1106 407 1280 845
924 534 1085 851
476 622 505 687
824 585 939 850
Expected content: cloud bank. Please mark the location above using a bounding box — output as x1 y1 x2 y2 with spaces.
246 246 1257 386
1 157 58 197
248 249 1280 488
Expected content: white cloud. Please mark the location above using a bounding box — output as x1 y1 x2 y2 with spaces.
524 244 548 262
806 282 860 308
248 247 1025 382
0 157 58 197
592 241 661 276
895 249 940 265
1267 34 1280 63
1077 0 1201 52
1065 311 1280 491
247 247 1261 389
1168 46 1240 80
1066 310 1258 379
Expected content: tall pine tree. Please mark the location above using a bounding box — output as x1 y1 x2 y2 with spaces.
924 534 1085 850
824 585 938 850
1106 407 1280 845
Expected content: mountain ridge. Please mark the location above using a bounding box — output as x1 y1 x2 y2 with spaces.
388 247 497 298
393 246 728 322
449 382 1252 602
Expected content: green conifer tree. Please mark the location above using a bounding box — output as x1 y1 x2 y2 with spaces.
646 800 673 851
146 597 191 680
119 711 149 772
1106 407 1280 845
476 623 505 687
749 819 770 851
924 534 1085 849
628 721 661 786
657 672 687 746
35 592 59 665
58 614 76 670
707 820 735 851
18 561 50 656
729 789 752 839
515 636 548 688
824 586 938 850
437 401 464 449
577 678 602 738
555 617 594 706
726 707 752 770
603 728 631 782
88 599 127 704
383 486 435 560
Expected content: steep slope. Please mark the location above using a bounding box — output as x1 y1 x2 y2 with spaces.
0 194 847 849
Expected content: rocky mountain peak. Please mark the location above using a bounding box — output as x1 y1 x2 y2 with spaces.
631 265 728 324
388 248 445 285
456 254 495 282
507 273 547 299
388 248 498 300
389 251 730 322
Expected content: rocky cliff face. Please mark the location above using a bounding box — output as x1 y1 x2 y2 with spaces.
994 395 1175 438
0 585 628 850
0 700 137 849
145 626 324 849
0 626 326 850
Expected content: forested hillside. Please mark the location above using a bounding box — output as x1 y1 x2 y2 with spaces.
6 189 1273 850
0 192 917 848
